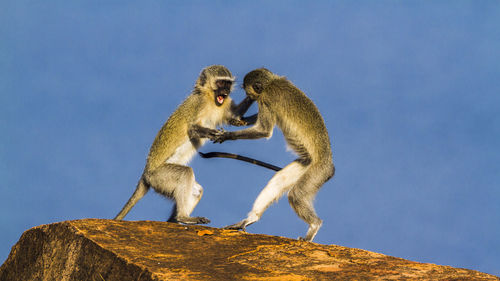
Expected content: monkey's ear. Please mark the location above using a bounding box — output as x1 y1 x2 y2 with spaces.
199 71 207 87
253 82 263 94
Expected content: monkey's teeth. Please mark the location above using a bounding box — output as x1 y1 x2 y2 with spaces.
217 96 224 104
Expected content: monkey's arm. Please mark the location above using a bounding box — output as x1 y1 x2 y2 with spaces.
232 96 254 117
188 124 218 139
228 113 258 127
241 114 258 125
227 97 255 127
212 107 274 143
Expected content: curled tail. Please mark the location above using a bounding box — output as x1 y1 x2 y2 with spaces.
199 151 282 171
114 177 150 220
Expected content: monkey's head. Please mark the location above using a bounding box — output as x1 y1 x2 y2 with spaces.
196 65 235 107
243 68 274 100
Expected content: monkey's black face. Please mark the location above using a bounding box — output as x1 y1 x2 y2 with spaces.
243 69 267 100
214 79 232 106
243 84 262 101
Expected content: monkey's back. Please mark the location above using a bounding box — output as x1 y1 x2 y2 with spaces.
145 95 201 172
264 78 332 165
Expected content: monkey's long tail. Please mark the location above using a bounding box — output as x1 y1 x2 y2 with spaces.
199 151 282 171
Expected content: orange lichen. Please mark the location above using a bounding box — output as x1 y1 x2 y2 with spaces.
196 230 214 236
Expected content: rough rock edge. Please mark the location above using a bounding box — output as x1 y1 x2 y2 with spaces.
1 222 155 281
0 219 498 281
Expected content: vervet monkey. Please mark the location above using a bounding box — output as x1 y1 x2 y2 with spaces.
211 68 334 241
114 65 254 224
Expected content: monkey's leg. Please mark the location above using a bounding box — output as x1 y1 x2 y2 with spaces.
175 180 209 224
287 170 326 242
225 161 306 230
145 163 210 225
114 177 150 220
183 181 205 219
167 182 207 224
167 204 178 222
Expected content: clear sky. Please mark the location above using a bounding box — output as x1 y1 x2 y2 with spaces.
1 1 499 276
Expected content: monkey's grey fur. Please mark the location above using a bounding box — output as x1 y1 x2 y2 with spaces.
211 68 334 241
114 65 253 224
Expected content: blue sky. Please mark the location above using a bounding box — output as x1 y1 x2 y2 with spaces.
1 1 499 276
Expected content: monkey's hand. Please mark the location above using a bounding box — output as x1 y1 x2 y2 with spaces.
210 129 233 144
228 118 248 127
189 124 220 140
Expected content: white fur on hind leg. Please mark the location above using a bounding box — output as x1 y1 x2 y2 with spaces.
247 161 306 222
184 182 203 217
302 220 322 242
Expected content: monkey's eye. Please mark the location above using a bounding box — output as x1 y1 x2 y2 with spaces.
216 80 232 88
217 80 232 88
253 83 263 94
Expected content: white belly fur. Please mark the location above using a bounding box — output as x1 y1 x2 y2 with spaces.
165 139 205 166
166 99 225 166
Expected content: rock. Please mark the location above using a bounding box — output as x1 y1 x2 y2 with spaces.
0 219 498 280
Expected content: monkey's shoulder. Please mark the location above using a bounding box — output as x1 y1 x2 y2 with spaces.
261 81 314 110
148 99 193 152
266 77 296 91
263 78 305 100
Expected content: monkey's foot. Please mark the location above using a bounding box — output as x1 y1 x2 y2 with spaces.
223 220 249 231
196 217 211 224
175 216 211 225
297 236 314 242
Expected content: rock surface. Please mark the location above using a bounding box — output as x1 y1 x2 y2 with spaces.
0 219 498 281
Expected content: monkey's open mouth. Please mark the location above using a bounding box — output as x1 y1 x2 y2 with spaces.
215 94 227 106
